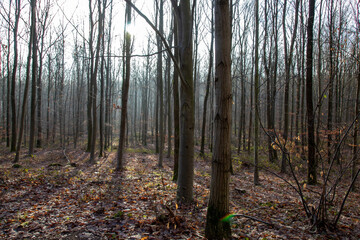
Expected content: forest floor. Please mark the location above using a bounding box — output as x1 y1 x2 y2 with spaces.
0 145 359 239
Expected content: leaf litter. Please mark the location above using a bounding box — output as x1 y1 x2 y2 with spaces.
0 147 359 239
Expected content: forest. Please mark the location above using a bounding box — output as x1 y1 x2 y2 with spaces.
0 0 360 239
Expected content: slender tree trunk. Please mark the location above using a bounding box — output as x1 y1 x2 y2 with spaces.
157 0 164 168
172 19 180 182
254 0 260 185
46 53 51 142
281 0 299 173
352 26 360 191
6 2 11 147
205 0 232 238
14 0 35 162
99 1 106 157
328 0 335 162
29 3 39 154
89 0 105 163
306 0 316 185
10 0 21 152
116 1 132 170
200 6 214 157
166 32 173 158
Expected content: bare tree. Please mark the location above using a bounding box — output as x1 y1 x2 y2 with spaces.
14 0 36 162
172 0 195 203
205 0 232 238
306 0 316 185
116 0 132 170
10 0 21 152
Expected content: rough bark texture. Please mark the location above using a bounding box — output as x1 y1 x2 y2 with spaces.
175 0 195 203
205 0 232 238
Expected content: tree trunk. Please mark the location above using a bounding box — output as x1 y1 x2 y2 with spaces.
200 5 214 157
328 0 335 163
281 0 299 173
253 0 261 185
205 0 232 238
14 0 35 162
172 19 180 182
10 0 21 152
306 0 316 185
116 1 132 170
157 0 164 168
174 0 195 203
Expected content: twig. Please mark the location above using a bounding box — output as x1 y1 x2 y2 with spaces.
333 168 360 226
234 214 275 227
63 148 71 164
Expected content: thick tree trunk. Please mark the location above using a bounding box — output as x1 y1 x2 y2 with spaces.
175 0 195 203
205 0 232 238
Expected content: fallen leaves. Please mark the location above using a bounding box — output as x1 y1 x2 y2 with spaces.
0 147 359 239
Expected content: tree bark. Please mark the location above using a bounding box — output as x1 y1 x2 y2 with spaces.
200 4 214 157
10 0 21 152
116 1 132 170
14 0 35 162
173 0 195 203
157 0 164 168
172 18 180 182
254 0 260 185
205 0 232 238
306 0 317 185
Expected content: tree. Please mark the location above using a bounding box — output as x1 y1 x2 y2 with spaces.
200 0 214 157
89 0 105 163
205 0 232 238
10 0 21 152
14 0 36 162
156 0 165 168
116 0 132 170
36 0 51 148
253 0 260 185
306 0 316 185
281 0 300 173
29 0 39 155
172 0 195 203
172 18 180 182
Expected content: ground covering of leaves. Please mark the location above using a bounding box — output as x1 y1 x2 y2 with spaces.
0 146 359 239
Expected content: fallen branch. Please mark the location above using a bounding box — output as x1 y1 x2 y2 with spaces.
233 214 275 227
